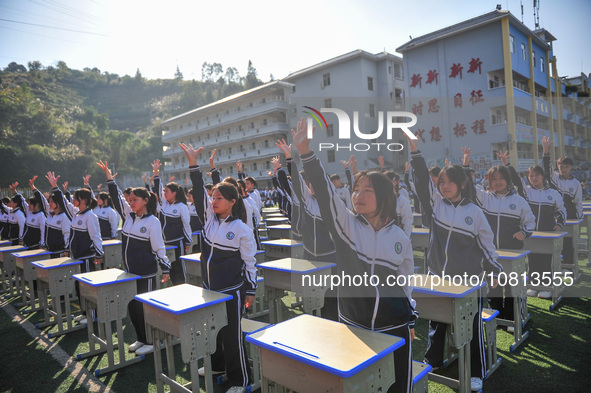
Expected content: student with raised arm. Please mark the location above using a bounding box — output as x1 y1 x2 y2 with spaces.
94 192 120 240
180 143 256 393
97 160 170 356
22 177 46 250
541 136 583 274
32 179 71 258
408 137 500 392
292 118 416 393
237 161 263 214
46 171 103 325
462 146 535 329
152 159 192 285
497 147 566 299
1 183 27 246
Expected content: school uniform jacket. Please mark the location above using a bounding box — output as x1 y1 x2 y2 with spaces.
93 206 119 239
54 188 103 260
33 189 70 252
0 206 9 240
507 165 566 231
210 167 258 230
397 194 413 239
411 152 501 278
23 211 46 248
188 202 203 232
301 152 417 331
278 167 297 231
286 158 336 259
8 207 26 242
238 171 263 213
107 180 170 277
469 178 536 250
154 176 192 245
543 154 583 220
190 165 257 296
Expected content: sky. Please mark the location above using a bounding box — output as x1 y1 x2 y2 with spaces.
0 0 589 82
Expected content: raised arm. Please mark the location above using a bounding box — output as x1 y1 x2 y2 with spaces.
46 172 76 221
30 176 49 215
180 143 210 225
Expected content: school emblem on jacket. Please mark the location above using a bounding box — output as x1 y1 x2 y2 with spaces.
569 187 574 192
548 196 553 201
395 242 402 254
509 204 516 210
465 216 473 225
102 211 106 215
31 218 35 222
140 227 147 233
226 231 235 240
173 209 178 214
77 220 82 225
57 220 61 225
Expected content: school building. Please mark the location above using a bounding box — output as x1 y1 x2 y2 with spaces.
396 8 591 172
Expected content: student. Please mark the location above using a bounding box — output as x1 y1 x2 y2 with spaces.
3 183 27 246
152 159 192 286
22 177 47 250
330 174 352 210
181 143 256 393
289 118 416 393
97 160 171 356
94 192 120 240
46 172 103 325
541 136 583 272
383 171 413 239
34 184 71 258
237 162 263 214
463 147 535 329
499 152 566 299
0 197 11 240
409 140 501 392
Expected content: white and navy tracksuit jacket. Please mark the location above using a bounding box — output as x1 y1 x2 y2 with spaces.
287 158 336 261
93 206 119 239
7 206 26 243
55 188 103 260
543 154 583 220
154 177 192 246
188 202 203 232
410 152 501 278
190 165 257 296
23 210 46 249
108 180 170 277
278 168 299 237
36 188 70 253
0 206 10 240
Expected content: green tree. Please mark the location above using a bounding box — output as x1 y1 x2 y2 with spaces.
175 65 184 80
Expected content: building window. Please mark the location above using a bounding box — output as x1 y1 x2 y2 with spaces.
369 104 375 118
367 77 374 91
250 122 255 129
532 51 536 67
253 163 257 171
263 119 268 126
510 35 515 53
388 66 392 74
240 145 244 152
327 124 334 137
264 140 269 148
324 98 332 108
327 150 335 163
292 86 296 93
251 142 256 151
540 57 545 72
394 63 403 79
238 125 243 131
521 43 527 61
322 73 331 87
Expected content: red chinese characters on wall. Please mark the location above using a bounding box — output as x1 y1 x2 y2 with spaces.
449 63 463 79
415 129 426 143
470 90 484 105
410 73 422 88
453 123 467 138
426 69 439 85
428 99 439 113
472 119 486 134
467 57 483 74
454 93 462 108
412 101 424 116
430 126 442 141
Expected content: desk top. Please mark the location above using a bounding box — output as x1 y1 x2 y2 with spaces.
497 249 531 259
12 249 53 258
267 224 292 230
32 257 83 269
411 274 485 297
181 249 264 263
258 258 336 274
245 314 404 378
584 211 591 216
165 245 178 250
413 213 421 217
74 268 140 286
135 283 232 314
261 239 303 247
565 219 584 225
0 245 27 253
529 231 567 239
0 240 12 246
265 213 285 218
411 228 429 235
192 230 201 235
103 239 122 246
265 217 289 223
262 207 280 213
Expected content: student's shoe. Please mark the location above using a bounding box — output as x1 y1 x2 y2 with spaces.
198 367 225 377
471 377 483 391
226 387 246 393
74 314 86 323
506 326 515 334
422 359 440 371
128 341 144 352
526 289 538 297
135 344 154 356
537 291 552 299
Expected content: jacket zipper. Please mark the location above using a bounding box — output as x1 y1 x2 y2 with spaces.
371 231 379 331
442 200 458 273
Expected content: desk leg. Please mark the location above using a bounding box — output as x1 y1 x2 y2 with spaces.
509 296 529 352
151 327 165 393
35 281 52 328
165 333 176 380
458 344 470 393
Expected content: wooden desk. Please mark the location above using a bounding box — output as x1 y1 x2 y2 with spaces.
73 268 143 375
102 239 123 269
411 228 429 273
0 240 12 246
413 212 422 227
13 249 54 312
261 208 280 220
191 230 201 253
411 274 485 393
261 239 303 260
267 224 291 240
264 217 289 225
496 249 531 352
257 258 335 324
524 231 567 310
32 257 86 337
0 245 27 296
136 284 232 393
563 219 583 282
412 360 433 393
246 314 404 393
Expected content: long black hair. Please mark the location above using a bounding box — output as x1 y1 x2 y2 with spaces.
353 170 398 226
213 182 247 224
49 192 67 215
97 192 114 208
166 182 187 204
10 195 26 214
73 188 97 210
131 187 158 216
27 195 45 214
438 165 473 201
486 165 514 192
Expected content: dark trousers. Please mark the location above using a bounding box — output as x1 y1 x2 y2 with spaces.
211 286 251 387
166 240 186 286
562 237 574 265
383 323 413 393
425 289 486 379
488 284 515 321
128 276 156 344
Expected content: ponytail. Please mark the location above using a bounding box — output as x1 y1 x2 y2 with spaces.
73 188 97 210
97 192 114 208
166 182 187 205
213 182 248 223
131 187 158 216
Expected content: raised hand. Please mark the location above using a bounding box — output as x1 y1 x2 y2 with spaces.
46 172 60 189
340 159 349 169
62 180 69 191
378 155 385 169
404 132 418 153
542 136 552 154
275 139 292 159
405 161 410 173
179 143 203 167
496 150 510 166
184 177 189 187
266 170 274 178
152 159 161 174
9 182 18 194
169 176 176 183
96 160 113 180
29 176 38 190
291 117 312 155
236 160 243 173
272 156 281 170
83 174 91 186
209 148 217 169
349 155 358 174
461 146 471 166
